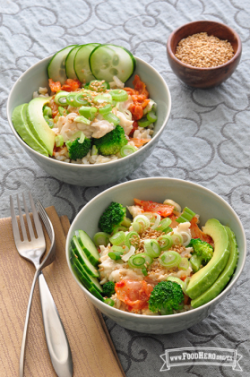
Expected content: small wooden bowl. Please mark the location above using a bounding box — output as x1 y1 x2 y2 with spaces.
167 20 242 88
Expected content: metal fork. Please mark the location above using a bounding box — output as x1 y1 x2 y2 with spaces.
10 193 72 377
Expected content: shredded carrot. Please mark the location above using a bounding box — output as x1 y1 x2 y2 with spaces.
124 87 139 96
61 78 81 92
129 138 150 148
49 79 61 93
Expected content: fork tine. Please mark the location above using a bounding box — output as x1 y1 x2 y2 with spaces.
22 193 35 240
10 195 21 243
17 194 28 241
29 192 44 239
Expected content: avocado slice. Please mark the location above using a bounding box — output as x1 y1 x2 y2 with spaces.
26 97 55 156
191 226 238 308
12 104 49 157
186 219 230 299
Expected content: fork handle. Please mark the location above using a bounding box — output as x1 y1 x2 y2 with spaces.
19 269 40 377
38 272 73 377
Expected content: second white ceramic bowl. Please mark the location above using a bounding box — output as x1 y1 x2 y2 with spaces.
7 56 171 186
66 178 246 334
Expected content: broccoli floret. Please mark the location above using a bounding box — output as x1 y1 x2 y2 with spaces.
148 281 184 315
93 125 128 155
189 238 213 262
188 238 214 272
102 281 115 298
99 202 131 234
66 137 91 160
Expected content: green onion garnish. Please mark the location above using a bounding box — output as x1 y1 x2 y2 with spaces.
109 89 128 102
178 257 189 270
103 112 120 126
108 251 123 260
79 106 97 120
43 106 52 118
104 298 115 306
158 234 173 251
55 134 64 147
93 232 110 247
147 111 157 123
138 118 151 128
93 93 112 104
171 232 183 246
120 145 137 157
99 104 112 115
143 239 161 258
156 217 172 232
125 231 140 249
166 276 185 289
128 255 145 268
74 116 91 125
109 231 126 246
176 207 196 223
54 91 68 106
159 251 182 268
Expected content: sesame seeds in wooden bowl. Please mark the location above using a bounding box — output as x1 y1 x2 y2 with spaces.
167 21 242 89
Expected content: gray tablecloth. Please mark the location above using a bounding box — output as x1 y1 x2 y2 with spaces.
0 0 249 376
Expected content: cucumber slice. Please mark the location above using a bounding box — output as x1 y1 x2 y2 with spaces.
89 44 136 83
74 43 100 83
89 286 104 301
65 45 80 79
71 236 99 278
76 230 100 266
48 45 76 84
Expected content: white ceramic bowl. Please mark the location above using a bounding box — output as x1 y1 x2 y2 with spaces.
7 56 171 186
65 177 246 334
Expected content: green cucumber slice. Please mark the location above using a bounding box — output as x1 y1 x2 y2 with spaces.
74 43 100 83
76 230 100 266
89 44 136 83
48 45 76 84
65 45 80 80
71 236 99 278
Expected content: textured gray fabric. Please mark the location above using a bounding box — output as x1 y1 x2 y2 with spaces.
0 0 249 376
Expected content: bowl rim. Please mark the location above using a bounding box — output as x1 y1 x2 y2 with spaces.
7 55 171 169
167 20 242 72
66 177 247 319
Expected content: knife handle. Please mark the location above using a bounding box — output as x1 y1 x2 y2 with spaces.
38 272 73 377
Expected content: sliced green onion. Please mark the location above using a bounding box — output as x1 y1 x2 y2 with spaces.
112 225 128 234
163 227 172 234
156 218 172 232
89 80 110 92
108 251 123 260
178 257 189 270
142 267 148 276
166 276 185 289
76 92 92 106
176 207 196 223
120 145 137 157
93 232 110 247
128 255 145 268
171 232 183 245
179 231 191 246
79 106 97 120
58 106 68 116
143 239 161 258
109 231 126 246
160 251 181 268
74 116 91 125
103 112 120 126
183 277 191 295
158 234 173 251
147 111 157 123
133 215 150 230
138 253 153 265
93 93 112 104
99 104 112 115
131 222 143 233
109 89 128 102
104 298 115 306
44 116 54 128
43 106 52 118
111 245 124 253
54 91 68 106
91 145 98 156
125 231 140 249
55 134 64 147
138 118 151 128
121 217 132 228
150 213 161 230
